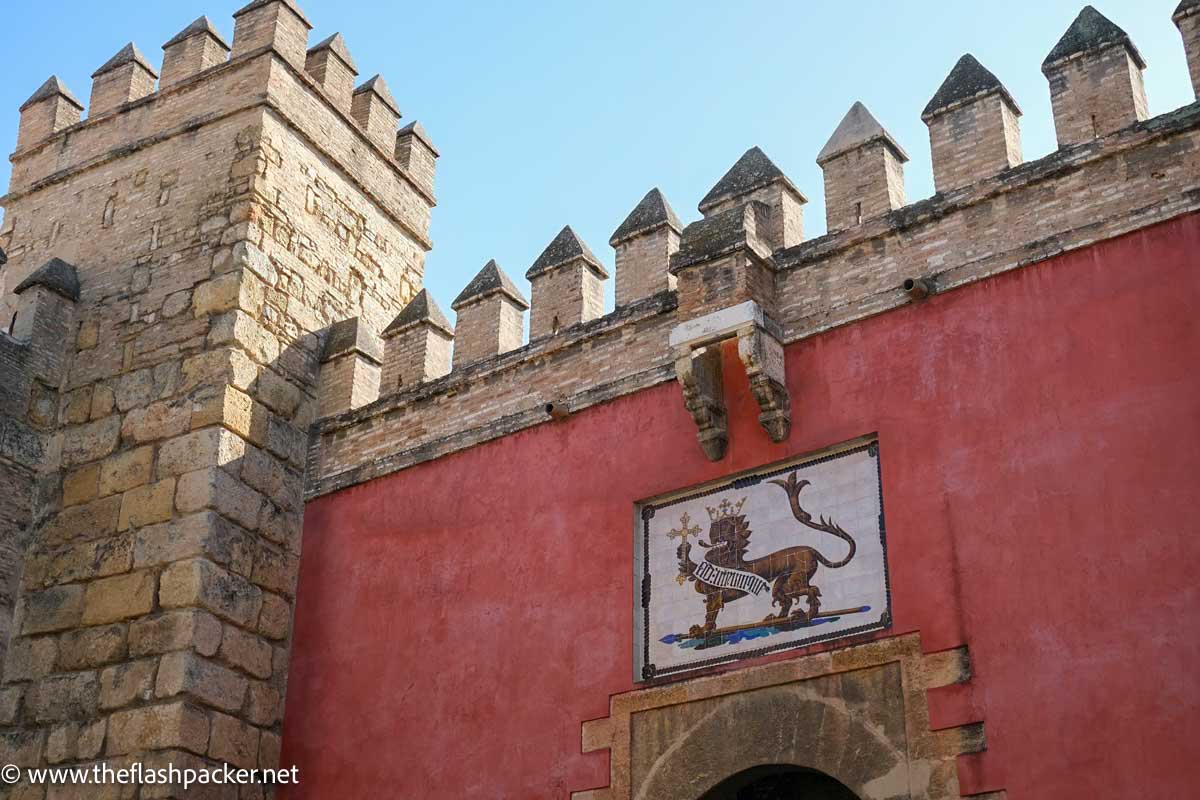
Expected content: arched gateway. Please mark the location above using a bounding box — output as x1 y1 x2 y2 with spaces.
630 676 907 800
700 765 860 800
578 635 985 800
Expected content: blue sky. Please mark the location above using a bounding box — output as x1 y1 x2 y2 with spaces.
1 1 1193 322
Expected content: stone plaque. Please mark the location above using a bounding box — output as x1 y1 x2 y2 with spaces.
635 438 890 680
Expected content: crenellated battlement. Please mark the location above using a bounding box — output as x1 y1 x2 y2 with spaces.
4 1 437 245
310 3 1200 495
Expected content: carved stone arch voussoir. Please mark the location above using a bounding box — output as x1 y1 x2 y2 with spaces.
573 634 1003 800
637 686 907 800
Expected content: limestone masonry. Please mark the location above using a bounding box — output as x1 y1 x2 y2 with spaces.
0 1 1197 798
0 0 433 791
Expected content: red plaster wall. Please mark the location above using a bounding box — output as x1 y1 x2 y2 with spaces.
281 213 1200 799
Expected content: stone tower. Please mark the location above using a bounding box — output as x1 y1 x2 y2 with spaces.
0 0 435 789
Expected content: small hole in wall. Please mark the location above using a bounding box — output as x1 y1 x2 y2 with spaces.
854 202 863 226
1091 114 1099 137
551 314 560 335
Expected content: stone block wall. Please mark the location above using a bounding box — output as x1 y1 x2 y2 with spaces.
0 292 76 674
0 2 433 792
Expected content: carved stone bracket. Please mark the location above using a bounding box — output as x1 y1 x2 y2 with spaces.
669 300 792 458
737 324 790 442
674 346 727 461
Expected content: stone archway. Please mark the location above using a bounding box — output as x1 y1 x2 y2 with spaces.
574 635 988 800
700 765 861 800
632 667 908 800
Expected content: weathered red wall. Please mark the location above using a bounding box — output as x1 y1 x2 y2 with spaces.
281 213 1200 799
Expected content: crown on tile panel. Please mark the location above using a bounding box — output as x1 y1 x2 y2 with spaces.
1041 6 1148 146
817 102 908 233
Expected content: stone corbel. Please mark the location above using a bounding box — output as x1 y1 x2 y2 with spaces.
670 301 792 460
737 325 790 442
674 346 727 461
